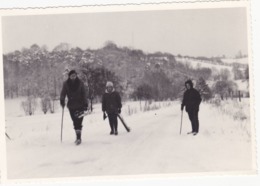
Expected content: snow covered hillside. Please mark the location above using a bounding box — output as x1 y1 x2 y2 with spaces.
175 57 248 71
176 57 233 71
221 58 248 65
4 99 255 180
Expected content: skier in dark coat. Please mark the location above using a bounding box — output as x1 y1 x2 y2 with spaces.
60 70 88 145
181 80 202 135
102 81 122 135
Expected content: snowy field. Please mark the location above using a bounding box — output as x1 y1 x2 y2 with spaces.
4 98 256 180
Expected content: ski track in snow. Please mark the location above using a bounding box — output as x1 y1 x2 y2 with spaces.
5 100 255 179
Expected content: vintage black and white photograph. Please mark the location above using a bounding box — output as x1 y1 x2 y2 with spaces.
0 1 256 182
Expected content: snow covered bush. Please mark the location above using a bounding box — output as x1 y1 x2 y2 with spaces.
143 101 160 112
212 80 238 100
195 77 212 100
161 101 172 107
49 99 58 113
126 105 138 116
209 95 221 107
233 110 247 121
211 99 249 120
208 98 251 139
40 96 51 114
123 101 172 116
21 96 37 116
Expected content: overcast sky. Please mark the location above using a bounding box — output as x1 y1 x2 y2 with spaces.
2 7 248 57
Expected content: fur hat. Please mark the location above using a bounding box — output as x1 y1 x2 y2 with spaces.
106 81 114 87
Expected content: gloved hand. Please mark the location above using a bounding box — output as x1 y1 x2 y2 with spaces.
83 103 88 111
118 108 121 114
181 104 184 111
60 100 65 108
103 112 107 120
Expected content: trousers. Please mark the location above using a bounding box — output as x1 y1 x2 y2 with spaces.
107 113 118 132
187 110 199 133
69 109 84 130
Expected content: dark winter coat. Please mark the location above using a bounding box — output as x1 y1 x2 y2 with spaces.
102 90 122 114
181 81 202 112
60 77 88 110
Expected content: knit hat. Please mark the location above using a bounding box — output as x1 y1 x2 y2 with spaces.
68 70 77 77
106 81 114 87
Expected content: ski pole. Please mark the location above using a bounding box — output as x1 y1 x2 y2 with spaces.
61 107 64 143
180 110 183 135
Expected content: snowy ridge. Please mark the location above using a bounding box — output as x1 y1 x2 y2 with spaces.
221 58 248 65
175 57 248 71
176 57 232 71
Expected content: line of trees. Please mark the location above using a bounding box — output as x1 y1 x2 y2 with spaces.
4 42 211 100
3 42 250 115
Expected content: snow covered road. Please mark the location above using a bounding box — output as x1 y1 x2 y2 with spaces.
5 100 255 179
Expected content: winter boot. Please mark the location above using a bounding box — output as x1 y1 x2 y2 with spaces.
114 121 118 135
109 121 114 135
75 130 82 145
193 132 198 136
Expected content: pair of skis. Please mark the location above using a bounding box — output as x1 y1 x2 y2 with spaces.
104 113 131 132
75 110 90 118
75 110 131 133
117 114 131 132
